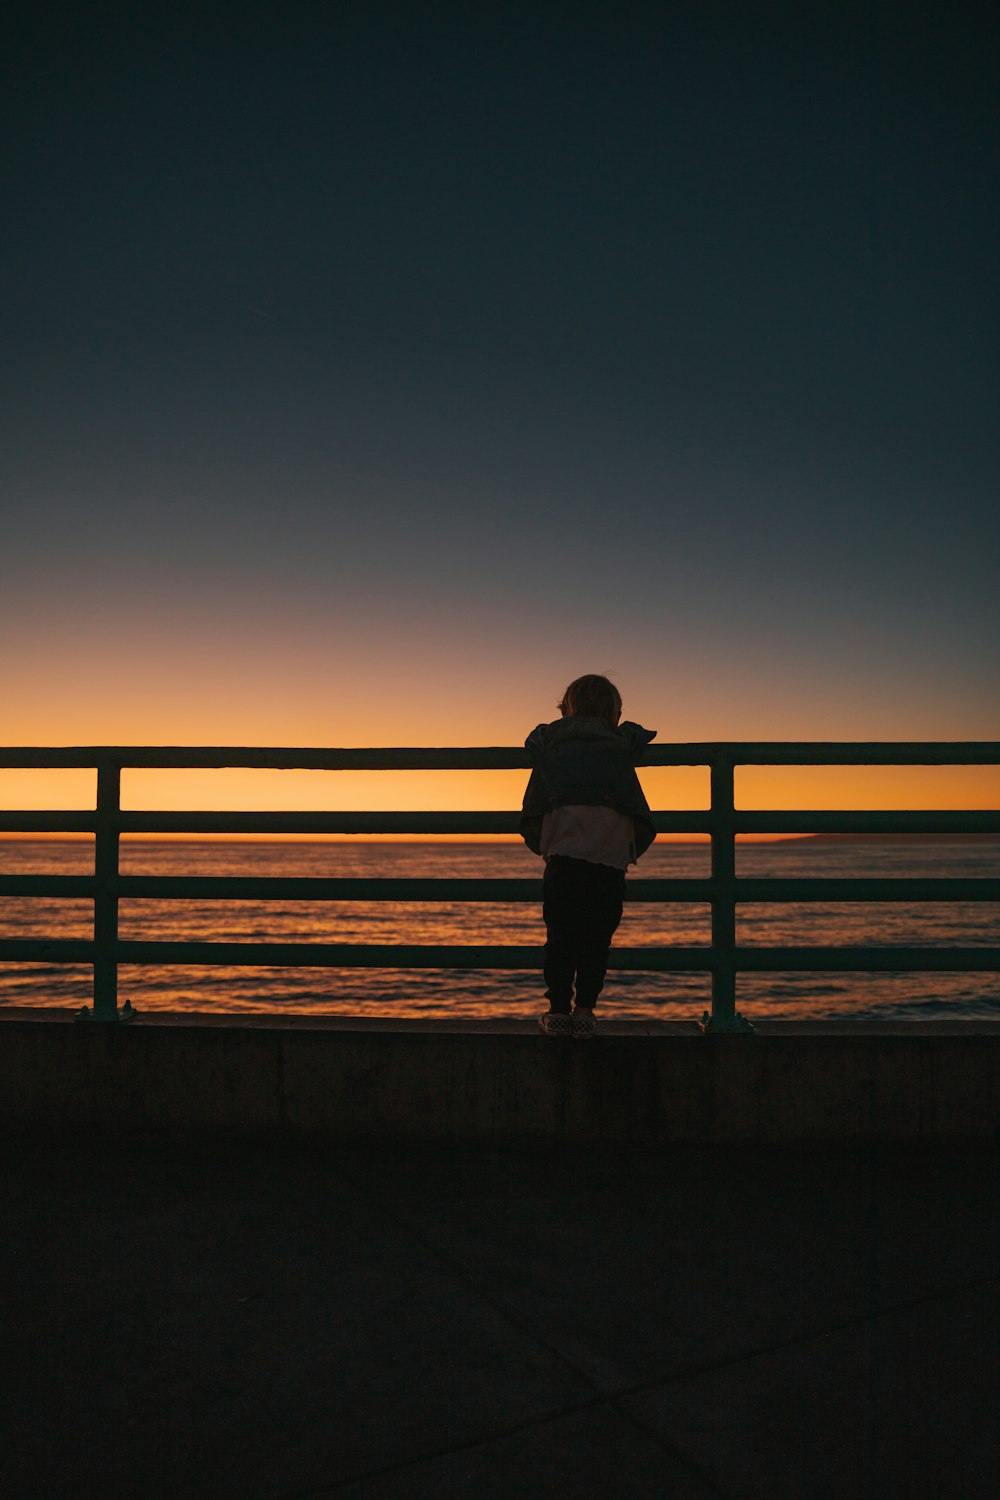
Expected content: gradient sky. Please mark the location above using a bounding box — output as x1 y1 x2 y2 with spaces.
3 0 998 783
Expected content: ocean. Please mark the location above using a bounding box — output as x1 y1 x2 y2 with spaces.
2 838 998 1023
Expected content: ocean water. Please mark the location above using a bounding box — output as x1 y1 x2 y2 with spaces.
1 838 998 1022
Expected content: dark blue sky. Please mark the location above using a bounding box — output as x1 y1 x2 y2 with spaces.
3 0 997 746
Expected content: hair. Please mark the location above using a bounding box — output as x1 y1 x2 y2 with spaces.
558 674 622 726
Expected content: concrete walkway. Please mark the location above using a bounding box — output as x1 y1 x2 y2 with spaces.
3 1135 997 1499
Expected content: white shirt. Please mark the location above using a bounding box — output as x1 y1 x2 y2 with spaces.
540 805 636 870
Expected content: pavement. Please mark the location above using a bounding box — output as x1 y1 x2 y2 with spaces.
2 1134 998 1499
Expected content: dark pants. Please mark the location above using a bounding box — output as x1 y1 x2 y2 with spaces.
542 855 626 1012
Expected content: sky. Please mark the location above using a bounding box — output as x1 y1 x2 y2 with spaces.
2 0 998 815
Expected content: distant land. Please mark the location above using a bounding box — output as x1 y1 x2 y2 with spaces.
772 833 1000 845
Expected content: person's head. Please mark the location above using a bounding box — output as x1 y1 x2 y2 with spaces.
558 674 622 727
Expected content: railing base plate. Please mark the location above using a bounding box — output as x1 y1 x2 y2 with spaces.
75 1000 138 1025
699 1010 756 1034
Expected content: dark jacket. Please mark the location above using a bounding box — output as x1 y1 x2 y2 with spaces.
519 716 657 858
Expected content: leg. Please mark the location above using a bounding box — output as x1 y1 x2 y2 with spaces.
572 864 625 1009
542 858 576 1012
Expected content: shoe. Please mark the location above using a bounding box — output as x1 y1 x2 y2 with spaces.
571 1010 596 1039
538 1012 573 1037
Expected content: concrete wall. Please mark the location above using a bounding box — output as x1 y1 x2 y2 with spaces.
1 1012 999 1143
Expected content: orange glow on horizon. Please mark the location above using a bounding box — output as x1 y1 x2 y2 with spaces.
2 763 998 809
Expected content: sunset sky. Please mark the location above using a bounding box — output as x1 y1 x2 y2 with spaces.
2 1 997 816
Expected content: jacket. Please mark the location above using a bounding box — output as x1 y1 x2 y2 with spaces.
519 716 657 858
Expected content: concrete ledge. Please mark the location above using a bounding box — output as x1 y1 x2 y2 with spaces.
1 1009 999 1143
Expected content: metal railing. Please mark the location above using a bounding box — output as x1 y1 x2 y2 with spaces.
0 743 998 1030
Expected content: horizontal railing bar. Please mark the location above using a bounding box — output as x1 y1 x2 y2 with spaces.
0 813 97 833
106 941 1000 972
111 941 713 970
0 940 95 961
0 748 531 770
734 878 1000 902
0 742 998 769
0 877 96 897
734 812 1000 834
699 744 1000 767
0 812 707 835
115 812 712 835
2 937 997 972
733 947 1000 971
116 812 519 834
3 811 998 837
111 876 711 901
2 874 994 904
0 938 704 970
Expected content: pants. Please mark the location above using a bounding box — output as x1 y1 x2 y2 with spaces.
542 855 626 1011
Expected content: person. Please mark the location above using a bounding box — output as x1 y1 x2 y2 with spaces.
520 674 656 1038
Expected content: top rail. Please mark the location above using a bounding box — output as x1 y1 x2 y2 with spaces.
0 742 999 769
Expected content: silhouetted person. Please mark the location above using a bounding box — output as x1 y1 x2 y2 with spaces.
520 674 656 1037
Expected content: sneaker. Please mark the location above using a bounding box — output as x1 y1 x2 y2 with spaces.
571 1010 596 1039
538 1012 573 1037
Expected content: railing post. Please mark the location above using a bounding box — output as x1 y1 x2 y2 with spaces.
703 753 753 1033
89 760 131 1023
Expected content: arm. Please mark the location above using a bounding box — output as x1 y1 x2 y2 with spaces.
618 721 657 762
